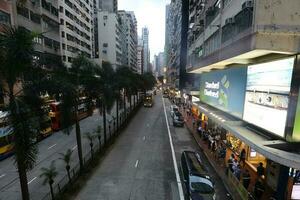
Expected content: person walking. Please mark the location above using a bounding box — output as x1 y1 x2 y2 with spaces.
257 162 265 177
239 149 246 167
234 164 242 180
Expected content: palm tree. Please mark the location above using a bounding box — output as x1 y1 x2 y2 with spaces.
40 161 58 200
0 26 44 200
98 61 116 145
84 132 95 159
59 149 72 183
94 125 102 148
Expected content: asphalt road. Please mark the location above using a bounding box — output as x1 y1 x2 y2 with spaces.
0 98 134 200
74 93 228 200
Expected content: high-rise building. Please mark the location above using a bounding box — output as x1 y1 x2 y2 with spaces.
13 0 61 69
98 0 117 13
137 44 143 74
118 10 138 72
59 0 94 67
142 27 150 73
164 0 189 89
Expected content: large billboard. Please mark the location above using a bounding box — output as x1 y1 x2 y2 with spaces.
243 57 294 138
199 67 247 118
291 87 300 141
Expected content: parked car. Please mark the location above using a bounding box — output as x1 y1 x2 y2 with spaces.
170 105 179 118
181 151 216 200
173 112 184 127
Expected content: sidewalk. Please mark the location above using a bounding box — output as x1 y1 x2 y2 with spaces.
180 107 242 200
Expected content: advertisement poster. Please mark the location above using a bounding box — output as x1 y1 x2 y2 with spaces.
199 67 247 118
243 57 294 138
292 87 300 141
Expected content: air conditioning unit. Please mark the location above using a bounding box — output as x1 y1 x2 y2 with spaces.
225 17 235 25
242 0 253 9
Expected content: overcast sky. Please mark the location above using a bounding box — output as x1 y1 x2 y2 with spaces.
118 0 170 61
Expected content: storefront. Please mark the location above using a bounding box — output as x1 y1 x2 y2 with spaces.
192 55 300 200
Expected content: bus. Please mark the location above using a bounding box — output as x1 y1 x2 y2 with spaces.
0 111 14 160
39 102 53 139
49 97 93 131
143 92 154 107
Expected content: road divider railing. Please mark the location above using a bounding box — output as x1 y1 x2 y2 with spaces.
40 98 143 200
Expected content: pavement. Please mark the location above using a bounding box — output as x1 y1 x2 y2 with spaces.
0 98 134 200
73 93 228 200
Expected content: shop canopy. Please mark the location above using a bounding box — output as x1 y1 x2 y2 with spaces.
194 101 300 169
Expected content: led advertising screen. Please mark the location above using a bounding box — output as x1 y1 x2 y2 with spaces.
199 67 247 118
291 87 300 141
243 57 295 138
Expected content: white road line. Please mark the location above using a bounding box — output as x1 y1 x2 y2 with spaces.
27 177 37 184
143 136 146 141
0 174 5 178
162 97 184 200
72 145 77 150
135 160 139 168
47 144 57 150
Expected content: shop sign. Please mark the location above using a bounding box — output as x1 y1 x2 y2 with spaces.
199 67 247 118
291 87 300 141
243 57 294 138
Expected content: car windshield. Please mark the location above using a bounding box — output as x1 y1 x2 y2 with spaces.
173 107 178 112
190 176 214 194
175 113 183 120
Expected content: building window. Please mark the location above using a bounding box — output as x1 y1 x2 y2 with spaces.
30 11 41 24
0 10 10 25
62 55 66 61
102 50 107 54
60 18 64 25
17 6 29 18
103 43 108 47
68 57 72 63
62 43 65 49
33 36 42 44
103 16 108 20
61 31 65 38
59 6 63 13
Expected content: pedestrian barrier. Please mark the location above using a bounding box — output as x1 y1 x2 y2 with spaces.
40 99 143 200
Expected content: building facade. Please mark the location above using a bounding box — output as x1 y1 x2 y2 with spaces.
13 0 61 69
118 10 138 72
0 1 13 26
142 27 150 73
59 0 94 67
96 11 124 69
137 44 143 74
164 0 189 89
187 0 300 199
98 0 117 13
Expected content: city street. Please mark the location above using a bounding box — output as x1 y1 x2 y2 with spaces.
0 101 130 200
74 93 228 200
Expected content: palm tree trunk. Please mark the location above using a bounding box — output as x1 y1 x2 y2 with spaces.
75 108 83 171
103 104 107 144
17 159 30 200
129 95 132 111
116 97 119 130
50 184 54 200
67 168 71 183
123 94 126 117
9 83 30 200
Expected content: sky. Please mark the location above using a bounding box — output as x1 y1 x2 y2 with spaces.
118 0 170 60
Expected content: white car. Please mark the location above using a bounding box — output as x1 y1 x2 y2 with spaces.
170 105 179 118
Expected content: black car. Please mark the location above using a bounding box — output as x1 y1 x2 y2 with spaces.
172 111 184 127
181 151 216 200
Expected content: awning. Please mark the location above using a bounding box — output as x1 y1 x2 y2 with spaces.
194 101 300 169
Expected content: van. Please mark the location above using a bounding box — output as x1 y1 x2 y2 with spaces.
181 151 216 200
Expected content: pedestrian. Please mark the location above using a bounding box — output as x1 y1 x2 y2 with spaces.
197 125 203 137
239 149 246 166
232 158 238 172
242 169 251 190
192 118 196 128
257 162 265 177
233 164 241 180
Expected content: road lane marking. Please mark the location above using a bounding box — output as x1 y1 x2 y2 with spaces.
72 145 77 150
162 97 184 200
143 136 146 141
47 144 57 150
27 177 37 184
0 174 5 178
135 160 139 168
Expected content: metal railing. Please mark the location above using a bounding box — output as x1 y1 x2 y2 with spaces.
41 99 143 200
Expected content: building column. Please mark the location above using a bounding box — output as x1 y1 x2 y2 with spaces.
276 165 290 199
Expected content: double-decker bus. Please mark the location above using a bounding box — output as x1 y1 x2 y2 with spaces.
39 101 53 139
0 111 14 160
49 97 93 131
143 92 154 107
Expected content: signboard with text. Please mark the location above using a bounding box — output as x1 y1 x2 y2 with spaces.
199 67 247 118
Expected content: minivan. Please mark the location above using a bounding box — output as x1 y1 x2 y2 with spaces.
181 151 216 200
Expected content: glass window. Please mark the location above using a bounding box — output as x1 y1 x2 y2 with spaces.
0 10 10 25
190 176 214 194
